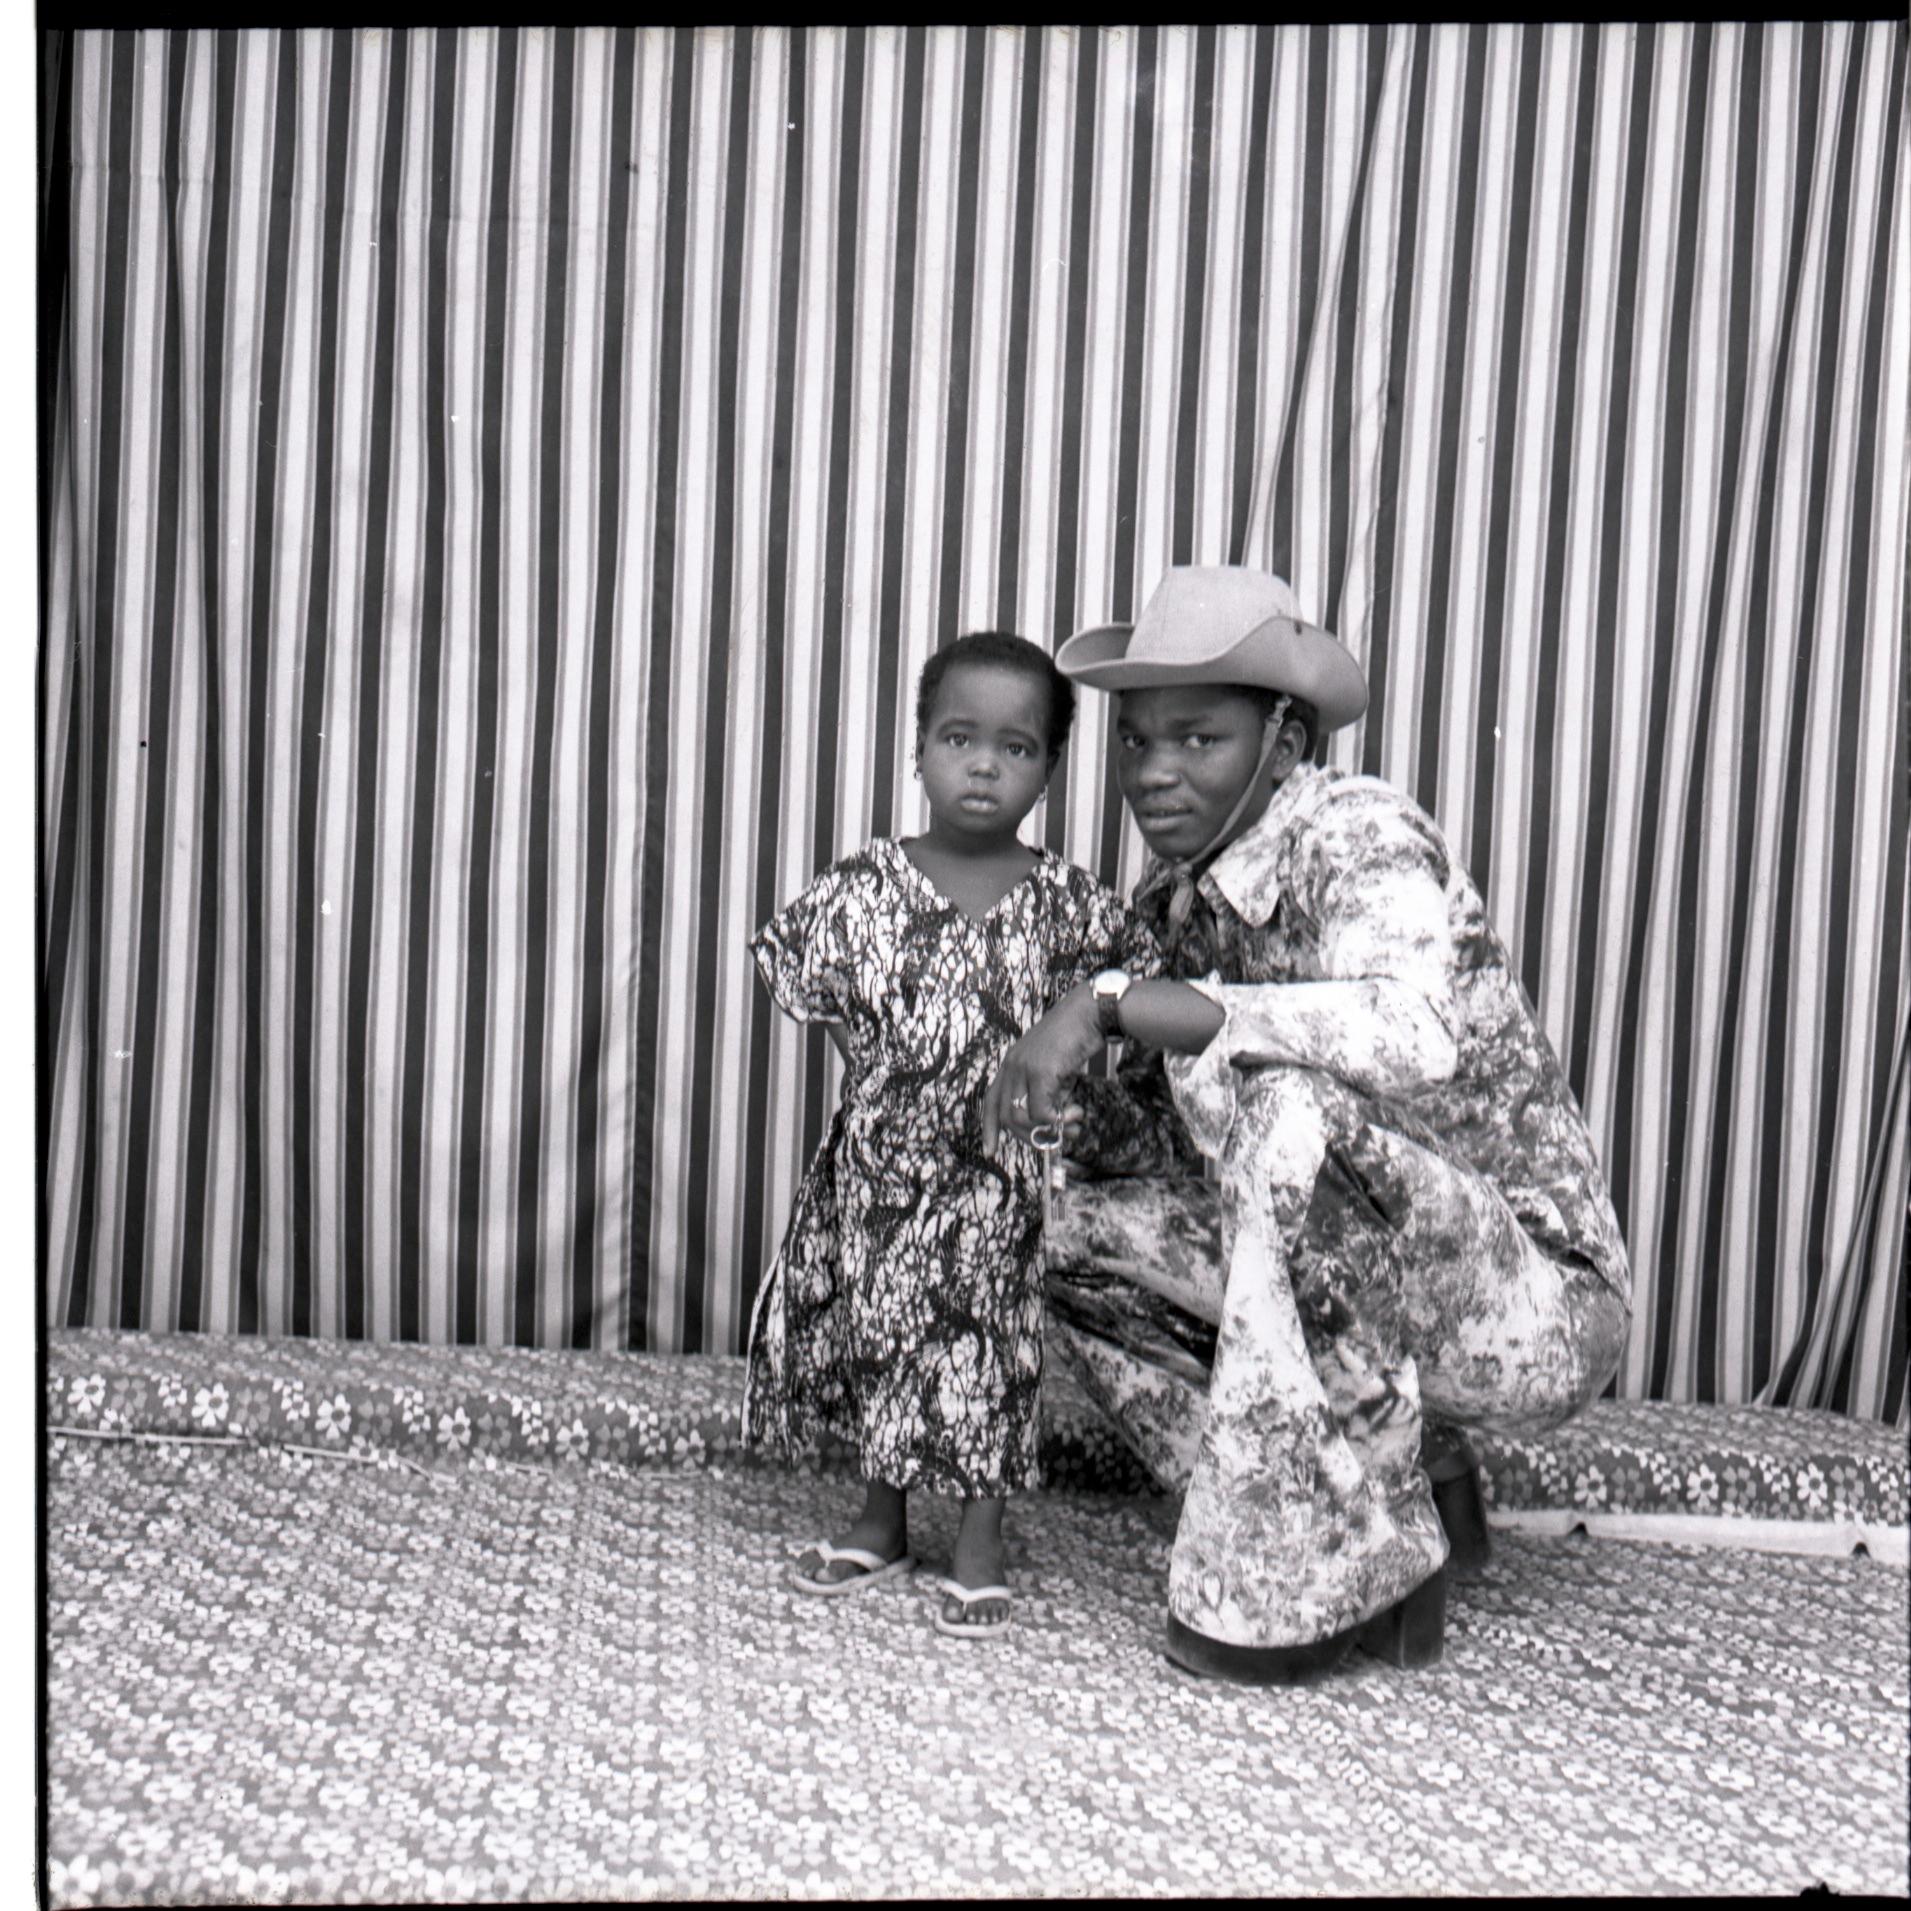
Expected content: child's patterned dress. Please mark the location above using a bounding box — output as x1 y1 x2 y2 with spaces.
743 837 1159 1497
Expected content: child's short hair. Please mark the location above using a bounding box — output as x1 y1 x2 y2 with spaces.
915 631 1077 763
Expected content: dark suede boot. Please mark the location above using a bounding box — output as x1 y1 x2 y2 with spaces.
1162 1612 1359 1686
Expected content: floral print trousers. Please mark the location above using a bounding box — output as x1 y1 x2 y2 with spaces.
1047 1062 1630 1650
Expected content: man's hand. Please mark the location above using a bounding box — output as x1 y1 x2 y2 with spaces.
981 988 1104 1153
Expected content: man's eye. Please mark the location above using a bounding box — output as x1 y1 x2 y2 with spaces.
1118 734 1144 750
1184 734 1214 749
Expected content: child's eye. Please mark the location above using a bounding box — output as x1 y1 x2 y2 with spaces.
1005 741 1031 758
1118 734 1144 751
944 730 968 747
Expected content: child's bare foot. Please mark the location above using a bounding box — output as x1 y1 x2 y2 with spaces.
941 1498 1011 1633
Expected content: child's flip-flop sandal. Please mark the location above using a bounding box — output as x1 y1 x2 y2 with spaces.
789 1540 916 1596
930 1576 1014 1639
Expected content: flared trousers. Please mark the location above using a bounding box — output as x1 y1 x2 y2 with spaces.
1048 1062 1630 1648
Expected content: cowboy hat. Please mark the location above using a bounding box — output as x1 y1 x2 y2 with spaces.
1055 566 1367 730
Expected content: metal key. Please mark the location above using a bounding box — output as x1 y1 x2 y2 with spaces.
1029 1122 1065 1268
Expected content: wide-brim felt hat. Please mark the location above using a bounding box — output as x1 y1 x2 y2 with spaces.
1056 566 1367 730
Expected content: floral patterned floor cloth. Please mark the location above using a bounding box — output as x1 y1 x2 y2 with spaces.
47 1440 1910 1903
44 1331 1911 1902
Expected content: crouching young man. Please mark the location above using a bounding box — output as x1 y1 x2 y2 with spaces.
983 567 1632 1685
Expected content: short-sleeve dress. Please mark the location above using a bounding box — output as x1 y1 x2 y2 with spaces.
742 837 1161 1497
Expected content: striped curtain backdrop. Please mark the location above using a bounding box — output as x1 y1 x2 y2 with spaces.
42 24 1910 1420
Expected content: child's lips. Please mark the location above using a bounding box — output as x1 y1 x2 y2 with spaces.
959 793 1000 809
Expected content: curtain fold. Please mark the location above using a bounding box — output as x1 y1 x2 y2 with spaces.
41 25 1909 1419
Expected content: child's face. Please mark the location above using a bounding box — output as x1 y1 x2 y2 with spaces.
917 663 1054 841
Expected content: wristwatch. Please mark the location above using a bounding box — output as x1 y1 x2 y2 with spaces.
1090 969 1133 1043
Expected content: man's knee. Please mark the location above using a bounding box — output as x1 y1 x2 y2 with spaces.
1229 1061 1363 1130
1215 1065 1391 1263
1220 1063 1361 1193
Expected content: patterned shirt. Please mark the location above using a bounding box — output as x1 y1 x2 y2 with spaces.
1078 763 1631 1303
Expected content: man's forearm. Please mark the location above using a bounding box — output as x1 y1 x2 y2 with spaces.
1112 978 1225 1057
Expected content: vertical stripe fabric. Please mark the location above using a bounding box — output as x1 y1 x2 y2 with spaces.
42 25 1909 1421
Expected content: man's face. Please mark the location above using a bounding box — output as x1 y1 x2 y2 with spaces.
1114 684 1274 862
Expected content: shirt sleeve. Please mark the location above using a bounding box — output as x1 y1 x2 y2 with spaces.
749 863 860 1024
1173 784 1462 1105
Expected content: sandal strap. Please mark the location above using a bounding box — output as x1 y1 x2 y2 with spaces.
939 1581 1013 1606
803 1541 898 1573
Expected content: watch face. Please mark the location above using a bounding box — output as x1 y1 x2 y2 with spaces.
1094 970 1129 998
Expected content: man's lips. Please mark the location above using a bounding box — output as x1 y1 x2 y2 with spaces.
1138 806 1192 824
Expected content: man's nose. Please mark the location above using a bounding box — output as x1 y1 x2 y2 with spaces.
1134 749 1178 788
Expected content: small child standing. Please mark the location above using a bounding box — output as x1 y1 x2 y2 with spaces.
743 632 1158 1638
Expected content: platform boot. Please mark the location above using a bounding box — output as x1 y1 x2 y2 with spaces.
1163 1567 1449 1684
